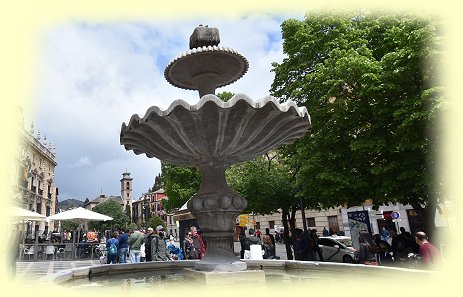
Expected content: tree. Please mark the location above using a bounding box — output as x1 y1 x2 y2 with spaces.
147 216 167 231
88 199 129 231
149 173 163 192
125 204 131 223
227 153 300 259
271 11 444 237
161 162 201 212
60 220 78 231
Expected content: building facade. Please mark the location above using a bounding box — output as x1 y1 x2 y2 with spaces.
132 189 177 235
14 122 58 236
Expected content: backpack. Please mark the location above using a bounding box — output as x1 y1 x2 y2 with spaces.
108 242 117 255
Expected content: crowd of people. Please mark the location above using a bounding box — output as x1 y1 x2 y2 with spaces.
356 227 441 268
99 225 206 264
239 225 441 269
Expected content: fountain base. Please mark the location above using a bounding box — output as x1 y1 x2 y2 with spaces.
183 268 265 285
194 259 247 272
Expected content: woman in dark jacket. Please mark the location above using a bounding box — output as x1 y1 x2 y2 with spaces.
358 232 378 265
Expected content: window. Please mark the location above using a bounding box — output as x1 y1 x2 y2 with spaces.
319 238 335 247
255 222 260 230
127 193 129 197
269 221 275 229
306 217 315 227
126 182 130 189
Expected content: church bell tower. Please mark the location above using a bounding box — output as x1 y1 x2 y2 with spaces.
120 171 133 219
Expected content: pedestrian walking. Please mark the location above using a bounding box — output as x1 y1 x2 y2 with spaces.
118 229 129 263
151 225 171 261
145 227 154 262
106 232 119 264
310 229 323 261
189 226 206 259
128 228 144 263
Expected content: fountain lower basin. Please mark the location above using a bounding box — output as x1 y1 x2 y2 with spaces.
46 260 434 291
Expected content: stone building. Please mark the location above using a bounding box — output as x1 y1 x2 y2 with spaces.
14 121 58 236
84 194 123 211
132 189 177 235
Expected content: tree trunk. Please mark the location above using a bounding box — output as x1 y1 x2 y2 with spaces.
410 200 437 241
281 208 293 260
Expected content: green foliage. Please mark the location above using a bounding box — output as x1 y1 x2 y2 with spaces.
161 162 201 212
149 173 163 192
60 220 78 231
227 153 298 214
125 204 131 222
271 11 443 231
128 222 138 231
217 91 234 102
146 216 167 230
88 199 129 231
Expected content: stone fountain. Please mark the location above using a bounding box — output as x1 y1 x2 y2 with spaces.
120 25 311 274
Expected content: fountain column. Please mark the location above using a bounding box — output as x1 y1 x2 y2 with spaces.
187 162 247 271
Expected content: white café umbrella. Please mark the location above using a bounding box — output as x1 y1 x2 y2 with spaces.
9 206 46 222
47 207 113 242
46 207 113 222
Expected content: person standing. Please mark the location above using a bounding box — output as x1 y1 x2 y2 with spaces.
292 228 308 261
128 228 144 263
183 231 194 259
189 226 206 259
322 227 329 237
239 228 248 259
144 227 154 262
262 234 275 259
265 228 276 259
415 231 441 268
106 232 119 264
358 232 378 265
380 227 390 243
151 225 171 261
310 229 323 261
118 229 129 263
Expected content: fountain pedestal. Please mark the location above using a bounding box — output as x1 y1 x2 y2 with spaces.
187 163 247 271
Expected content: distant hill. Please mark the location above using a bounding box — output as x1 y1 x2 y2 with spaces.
58 198 84 210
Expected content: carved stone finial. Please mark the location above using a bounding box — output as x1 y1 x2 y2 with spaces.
189 25 220 49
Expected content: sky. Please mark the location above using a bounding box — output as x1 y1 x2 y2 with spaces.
28 14 301 202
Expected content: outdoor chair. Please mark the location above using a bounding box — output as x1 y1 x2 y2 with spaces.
23 246 35 260
57 243 73 260
44 245 56 260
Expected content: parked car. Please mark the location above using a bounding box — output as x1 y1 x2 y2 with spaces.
318 236 359 263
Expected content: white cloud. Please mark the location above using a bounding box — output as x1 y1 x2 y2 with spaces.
32 13 299 201
69 156 92 168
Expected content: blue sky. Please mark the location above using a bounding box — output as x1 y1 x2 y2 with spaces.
28 14 301 202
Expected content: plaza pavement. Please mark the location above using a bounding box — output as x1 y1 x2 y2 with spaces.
13 242 289 285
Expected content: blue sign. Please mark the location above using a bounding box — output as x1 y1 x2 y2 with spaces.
392 211 400 220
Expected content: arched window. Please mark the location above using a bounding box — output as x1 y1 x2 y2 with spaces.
126 182 130 189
